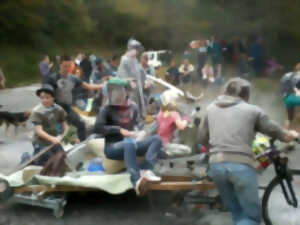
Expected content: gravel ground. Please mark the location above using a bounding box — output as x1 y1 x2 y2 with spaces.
0 79 299 225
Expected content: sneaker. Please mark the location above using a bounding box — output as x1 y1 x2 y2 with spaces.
135 176 148 196
140 170 161 182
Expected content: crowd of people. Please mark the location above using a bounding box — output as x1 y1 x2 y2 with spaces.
177 35 285 86
29 37 300 225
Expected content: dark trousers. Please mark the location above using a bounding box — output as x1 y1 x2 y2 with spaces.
197 54 207 79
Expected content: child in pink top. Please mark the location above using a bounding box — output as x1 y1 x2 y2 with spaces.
157 90 191 156
157 110 181 145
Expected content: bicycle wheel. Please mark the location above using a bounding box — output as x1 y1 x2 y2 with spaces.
262 169 300 225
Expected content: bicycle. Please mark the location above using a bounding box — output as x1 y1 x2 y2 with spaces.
260 138 300 225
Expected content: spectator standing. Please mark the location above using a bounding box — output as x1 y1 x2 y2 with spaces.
117 38 147 120
202 58 215 83
46 55 103 141
280 63 300 129
80 53 93 82
197 39 208 80
140 53 155 101
39 55 53 83
109 54 119 76
207 36 223 77
91 58 113 84
52 55 61 73
250 37 265 76
0 67 6 89
239 53 253 80
140 53 156 77
73 67 89 110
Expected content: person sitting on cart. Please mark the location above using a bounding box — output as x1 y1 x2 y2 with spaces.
94 78 163 196
31 84 68 175
199 77 298 225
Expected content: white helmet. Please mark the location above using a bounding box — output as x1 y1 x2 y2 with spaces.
160 89 180 108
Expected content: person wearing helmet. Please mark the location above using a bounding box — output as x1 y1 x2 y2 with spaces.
94 78 163 195
199 77 298 225
157 89 191 156
117 38 147 121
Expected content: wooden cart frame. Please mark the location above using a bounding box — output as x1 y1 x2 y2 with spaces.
10 175 215 218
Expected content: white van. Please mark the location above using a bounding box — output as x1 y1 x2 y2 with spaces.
144 50 171 69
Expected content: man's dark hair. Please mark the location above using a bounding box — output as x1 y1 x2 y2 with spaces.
239 86 250 101
225 81 250 101
60 54 71 64
225 81 239 96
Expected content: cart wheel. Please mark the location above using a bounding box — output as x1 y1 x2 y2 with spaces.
0 178 13 202
54 207 64 218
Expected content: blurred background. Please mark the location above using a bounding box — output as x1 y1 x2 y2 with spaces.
1 0 300 87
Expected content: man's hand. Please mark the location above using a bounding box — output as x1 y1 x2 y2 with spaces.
120 128 137 138
120 128 134 137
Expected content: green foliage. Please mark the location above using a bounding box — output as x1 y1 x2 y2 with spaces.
2 0 300 49
1 0 300 86
0 45 41 87
0 0 92 47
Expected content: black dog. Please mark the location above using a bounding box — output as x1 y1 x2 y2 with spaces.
0 111 31 135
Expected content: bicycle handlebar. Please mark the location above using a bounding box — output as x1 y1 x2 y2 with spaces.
255 137 298 161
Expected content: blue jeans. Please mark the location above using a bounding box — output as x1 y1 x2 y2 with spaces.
104 135 162 186
208 162 261 225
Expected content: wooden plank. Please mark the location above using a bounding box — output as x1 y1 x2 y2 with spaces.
14 185 98 193
10 144 56 175
147 181 215 191
13 178 215 194
161 175 194 182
